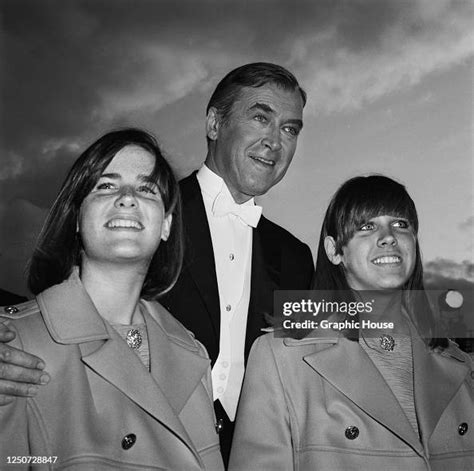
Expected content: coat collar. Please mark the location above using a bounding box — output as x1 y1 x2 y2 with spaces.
37 268 109 343
37 271 211 465
301 333 470 455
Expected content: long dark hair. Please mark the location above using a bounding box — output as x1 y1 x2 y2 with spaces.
313 175 447 348
28 128 183 300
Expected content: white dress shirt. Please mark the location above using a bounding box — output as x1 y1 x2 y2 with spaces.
196 164 261 420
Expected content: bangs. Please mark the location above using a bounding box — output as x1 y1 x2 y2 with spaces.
331 176 418 251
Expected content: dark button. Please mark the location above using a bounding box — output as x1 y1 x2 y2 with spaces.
121 433 137 450
345 425 359 440
458 423 468 436
4 305 19 314
215 418 224 434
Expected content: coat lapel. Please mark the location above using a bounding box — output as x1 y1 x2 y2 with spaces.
144 301 211 414
181 173 221 337
78 329 197 456
245 217 281 358
412 336 470 446
303 338 424 454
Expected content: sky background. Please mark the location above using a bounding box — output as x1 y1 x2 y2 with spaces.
1 0 473 327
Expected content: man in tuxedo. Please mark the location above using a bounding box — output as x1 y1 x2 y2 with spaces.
0 63 314 466
161 63 314 464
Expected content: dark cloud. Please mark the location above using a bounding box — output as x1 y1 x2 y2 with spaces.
2 0 472 188
0 199 47 296
424 258 474 283
1 0 472 295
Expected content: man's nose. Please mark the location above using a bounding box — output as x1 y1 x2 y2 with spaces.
114 186 137 208
262 126 282 152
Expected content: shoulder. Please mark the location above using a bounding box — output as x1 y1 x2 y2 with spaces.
438 339 473 365
259 216 312 255
0 299 52 351
259 216 302 244
142 299 209 358
1 299 40 322
250 331 334 363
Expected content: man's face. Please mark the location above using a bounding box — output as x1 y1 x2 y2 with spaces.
206 83 304 203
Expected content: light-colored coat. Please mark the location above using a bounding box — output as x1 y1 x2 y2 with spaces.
0 274 224 470
229 331 474 471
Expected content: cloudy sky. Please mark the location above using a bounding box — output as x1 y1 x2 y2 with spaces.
1 0 473 323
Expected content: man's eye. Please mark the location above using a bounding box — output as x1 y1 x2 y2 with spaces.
254 114 267 123
283 125 299 137
96 182 115 190
359 222 375 231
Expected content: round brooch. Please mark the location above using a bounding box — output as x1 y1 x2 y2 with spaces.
379 334 395 351
126 329 142 349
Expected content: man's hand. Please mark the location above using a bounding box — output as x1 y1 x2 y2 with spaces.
0 323 50 405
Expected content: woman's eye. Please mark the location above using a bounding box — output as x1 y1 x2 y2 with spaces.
359 222 375 231
138 185 157 195
96 182 115 190
393 220 409 229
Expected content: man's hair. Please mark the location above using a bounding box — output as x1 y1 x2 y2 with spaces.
206 62 306 127
312 174 447 348
28 128 183 300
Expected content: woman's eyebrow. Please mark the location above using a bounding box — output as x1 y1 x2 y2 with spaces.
138 175 157 183
99 172 121 180
99 173 154 182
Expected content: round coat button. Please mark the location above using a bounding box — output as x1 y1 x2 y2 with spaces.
458 423 468 436
121 433 137 450
345 425 359 440
4 305 19 314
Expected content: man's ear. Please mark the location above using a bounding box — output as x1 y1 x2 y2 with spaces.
161 214 173 242
206 107 220 141
324 236 343 265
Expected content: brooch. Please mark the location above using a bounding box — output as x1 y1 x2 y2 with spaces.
126 329 143 349
379 334 395 351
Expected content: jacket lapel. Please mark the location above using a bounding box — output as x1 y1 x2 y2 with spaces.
303 337 424 454
181 173 221 337
245 217 281 359
412 336 470 446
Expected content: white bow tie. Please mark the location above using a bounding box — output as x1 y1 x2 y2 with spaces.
212 191 262 228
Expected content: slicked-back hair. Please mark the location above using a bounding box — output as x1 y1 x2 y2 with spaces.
28 128 183 300
206 62 306 138
313 175 446 348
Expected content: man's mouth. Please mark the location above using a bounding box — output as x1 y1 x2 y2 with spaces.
249 154 275 166
372 256 402 265
105 218 144 230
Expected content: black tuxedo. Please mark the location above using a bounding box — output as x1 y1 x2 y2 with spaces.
161 172 314 466
162 172 314 364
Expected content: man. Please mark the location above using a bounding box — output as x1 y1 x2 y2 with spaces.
0 63 314 466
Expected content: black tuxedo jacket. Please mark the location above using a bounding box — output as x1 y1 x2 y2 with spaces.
162 172 314 365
